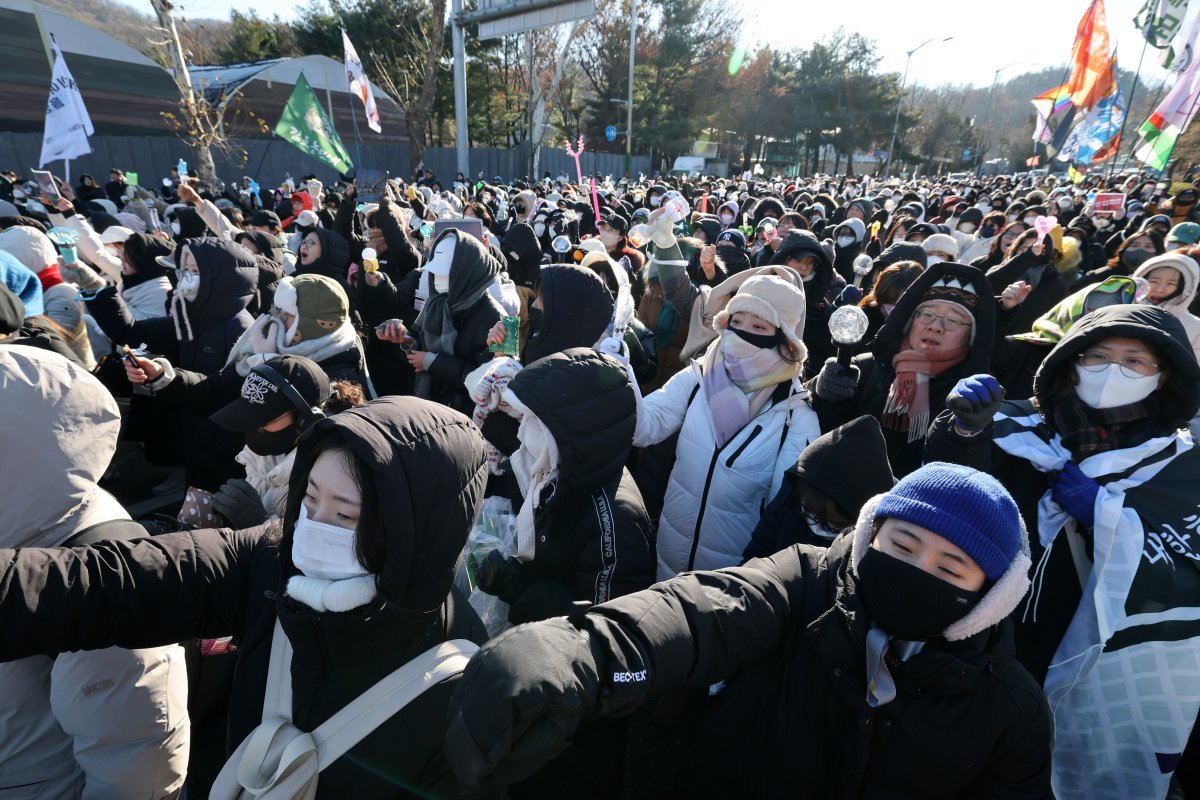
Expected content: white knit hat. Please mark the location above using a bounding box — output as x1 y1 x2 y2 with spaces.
714 274 808 362
922 233 960 260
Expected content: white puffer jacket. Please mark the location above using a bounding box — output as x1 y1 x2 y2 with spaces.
635 361 821 581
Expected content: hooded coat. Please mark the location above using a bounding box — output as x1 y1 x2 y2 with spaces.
492 349 654 624
742 414 895 561
475 502 1050 799
1131 252 1200 361
770 231 845 377
295 227 351 284
809 262 996 479
0 397 490 799
832 217 866 283
926 304 1200 682
0 348 189 798
414 232 505 413
86 238 259 490
986 247 1070 341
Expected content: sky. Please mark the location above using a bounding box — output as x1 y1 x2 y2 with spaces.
119 0 1171 89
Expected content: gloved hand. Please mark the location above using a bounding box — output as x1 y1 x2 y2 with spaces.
69 259 107 291
211 479 269 529
946 374 1005 432
814 357 859 402
1050 462 1099 528
252 318 281 355
476 549 533 601
445 618 602 791
838 285 863 305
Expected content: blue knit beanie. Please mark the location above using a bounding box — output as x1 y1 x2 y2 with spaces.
0 251 43 317
874 462 1021 580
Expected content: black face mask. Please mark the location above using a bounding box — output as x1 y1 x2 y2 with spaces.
526 306 544 335
730 325 780 349
245 426 298 457
855 547 982 641
979 225 997 239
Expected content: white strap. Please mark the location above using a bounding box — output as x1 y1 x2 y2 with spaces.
263 620 294 723
311 639 479 769
1063 518 1093 589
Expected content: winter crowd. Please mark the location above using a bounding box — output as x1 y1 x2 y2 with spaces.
2 162 1200 799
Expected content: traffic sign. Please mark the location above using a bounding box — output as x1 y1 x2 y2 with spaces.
605 125 618 142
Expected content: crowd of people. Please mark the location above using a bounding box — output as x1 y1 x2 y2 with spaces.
1 161 1200 799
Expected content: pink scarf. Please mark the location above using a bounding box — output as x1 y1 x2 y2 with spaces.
881 341 968 443
702 331 800 447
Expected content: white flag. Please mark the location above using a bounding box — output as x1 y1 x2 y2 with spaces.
342 29 381 134
39 38 94 167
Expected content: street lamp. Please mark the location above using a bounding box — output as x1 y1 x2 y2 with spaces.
885 36 953 176
975 62 1031 176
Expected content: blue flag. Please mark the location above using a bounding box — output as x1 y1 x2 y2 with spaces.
1056 82 1126 165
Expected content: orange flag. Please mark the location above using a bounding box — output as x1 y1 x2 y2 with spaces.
1066 0 1114 111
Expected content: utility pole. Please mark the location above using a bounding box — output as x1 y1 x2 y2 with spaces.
625 0 635 177
149 0 216 182
885 36 952 176
451 0 469 178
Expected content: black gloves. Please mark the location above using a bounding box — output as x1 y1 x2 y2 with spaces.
814 357 860 402
476 549 534 602
445 618 602 790
211 479 269 529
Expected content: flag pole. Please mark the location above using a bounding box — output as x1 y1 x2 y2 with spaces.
1109 36 1149 178
347 86 363 171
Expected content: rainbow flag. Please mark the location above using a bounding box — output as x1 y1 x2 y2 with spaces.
1135 54 1200 170
1033 84 1073 144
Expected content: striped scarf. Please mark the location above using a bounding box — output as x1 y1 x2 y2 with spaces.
881 343 968 442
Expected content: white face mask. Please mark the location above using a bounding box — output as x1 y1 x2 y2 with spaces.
1007 214 1018 223
599 229 620 249
958 223 976 234
433 273 451 294
650 195 662 208
424 233 456 286
291 504 368 581
1074 363 1160 409
802 510 841 541
836 236 855 248
720 213 734 226
926 255 944 265
171 221 182 236
176 270 200 301
1023 216 1038 226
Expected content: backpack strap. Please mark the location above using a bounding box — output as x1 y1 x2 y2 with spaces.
258 618 478 770
60 519 148 548
310 638 479 769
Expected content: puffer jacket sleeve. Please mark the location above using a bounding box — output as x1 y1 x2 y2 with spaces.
196 198 238 240
580 546 806 715
633 364 699 447
50 212 123 281
151 360 244 414
0 527 269 660
376 198 422 281
84 285 180 359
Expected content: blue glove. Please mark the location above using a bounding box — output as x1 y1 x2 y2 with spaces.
838 285 863 305
946 374 1005 432
1050 462 1100 528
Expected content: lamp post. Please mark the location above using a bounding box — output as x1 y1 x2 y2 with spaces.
885 36 953 176
975 62 1029 176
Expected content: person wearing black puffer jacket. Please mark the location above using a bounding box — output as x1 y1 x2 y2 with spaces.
475 348 654 624
770 229 844 379
445 462 1051 799
295 226 352 285
809 262 995 478
84 238 259 507
985 230 1068 340
0 397 490 799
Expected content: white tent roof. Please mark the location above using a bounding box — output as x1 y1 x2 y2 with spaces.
0 0 161 67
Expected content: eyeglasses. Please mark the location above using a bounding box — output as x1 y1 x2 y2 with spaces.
1077 351 1159 378
913 308 970 331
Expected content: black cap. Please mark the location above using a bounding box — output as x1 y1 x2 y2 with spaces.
247 210 282 230
600 210 629 235
210 355 331 433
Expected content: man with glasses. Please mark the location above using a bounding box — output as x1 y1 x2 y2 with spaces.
928 304 1200 800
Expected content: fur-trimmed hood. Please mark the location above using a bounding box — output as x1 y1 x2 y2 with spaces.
847 493 1033 642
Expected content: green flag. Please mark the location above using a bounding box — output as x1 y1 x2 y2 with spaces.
274 73 353 174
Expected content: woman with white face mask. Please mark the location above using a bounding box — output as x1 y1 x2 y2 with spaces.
0 397 491 799
927 304 1200 800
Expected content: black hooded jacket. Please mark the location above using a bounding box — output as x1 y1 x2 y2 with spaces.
169 206 208 240
771 231 844 378
500 223 543 290
0 397 490 799
491 350 654 625
742 415 895 561
522 266 614 364
985 248 1070 340
295 228 351 284
926 304 1200 681
809 262 995 479
121 233 173 291
86 238 259 490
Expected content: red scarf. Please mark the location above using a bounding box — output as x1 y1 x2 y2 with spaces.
882 341 969 442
